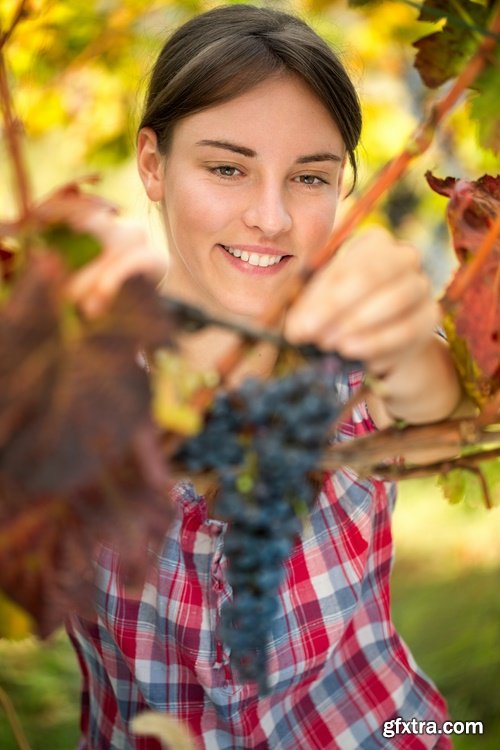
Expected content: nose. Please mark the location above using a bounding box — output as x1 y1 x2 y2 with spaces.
242 182 292 237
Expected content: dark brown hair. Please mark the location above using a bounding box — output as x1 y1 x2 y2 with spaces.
139 3 362 188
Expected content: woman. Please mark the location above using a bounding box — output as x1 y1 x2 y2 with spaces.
66 5 462 748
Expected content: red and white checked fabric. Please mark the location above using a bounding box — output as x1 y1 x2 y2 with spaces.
66 370 451 750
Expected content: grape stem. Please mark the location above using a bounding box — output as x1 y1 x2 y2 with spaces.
0 51 32 221
364 449 500 510
0 0 32 221
0 0 31 51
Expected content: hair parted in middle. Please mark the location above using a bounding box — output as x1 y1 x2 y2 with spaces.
139 3 362 189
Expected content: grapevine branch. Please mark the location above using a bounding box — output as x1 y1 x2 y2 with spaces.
366 449 500 510
0 0 33 223
371 450 497 506
320 413 498 466
0 42 32 220
0 0 30 51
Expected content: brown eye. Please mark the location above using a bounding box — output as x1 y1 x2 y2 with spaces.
296 174 327 186
212 166 240 178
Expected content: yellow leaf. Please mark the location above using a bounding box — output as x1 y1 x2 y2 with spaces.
131 711 196 750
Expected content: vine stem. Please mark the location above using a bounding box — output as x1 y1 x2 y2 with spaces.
360 448 500 510
319 414 498 469
0 685 32 750
0 0 30 52
0 52 31 220
212 2 500 383
0 0 33 221
447 212 500 301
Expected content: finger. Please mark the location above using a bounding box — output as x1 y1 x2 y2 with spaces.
67 250 168 317
321 272 432 348
286 237 421 342
329 299 439 362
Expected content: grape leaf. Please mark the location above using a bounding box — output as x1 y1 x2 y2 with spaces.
469 61 500 154
131 711 196 750
40 223 102 270
413 0 491 88
0 431 174 637
438 457 500 506
0 242 18 283
426 172 500 404
0 252 177 635
1 178 117 274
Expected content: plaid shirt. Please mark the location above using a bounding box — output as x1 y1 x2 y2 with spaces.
67 370 451 750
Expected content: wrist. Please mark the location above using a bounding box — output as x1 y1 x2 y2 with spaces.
373 335 462 425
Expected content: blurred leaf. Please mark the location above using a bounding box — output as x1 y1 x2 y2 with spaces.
0 592 33 639
438 459 500 506
40 224 102 270
348 0 381 6
469 61 500 154
86 132 131 168
426 172 500 404
151 350 219 436
413 0 490 88
131 711 196 750
0 254 176 635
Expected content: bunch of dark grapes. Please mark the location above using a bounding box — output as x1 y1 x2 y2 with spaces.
177 355 355 694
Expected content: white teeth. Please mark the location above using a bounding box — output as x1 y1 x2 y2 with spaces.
223 246 283 267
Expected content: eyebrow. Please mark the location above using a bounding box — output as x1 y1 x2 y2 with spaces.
196 139 256 158
295 152 343 164
196 139 343 164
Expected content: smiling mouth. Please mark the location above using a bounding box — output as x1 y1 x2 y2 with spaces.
221 245 289 268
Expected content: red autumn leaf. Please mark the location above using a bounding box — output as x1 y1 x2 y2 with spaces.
426 171 500 403
0 242 18 282
0 251 177 635
0 428 173 637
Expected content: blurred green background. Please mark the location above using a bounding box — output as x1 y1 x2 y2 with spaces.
1 0 499 748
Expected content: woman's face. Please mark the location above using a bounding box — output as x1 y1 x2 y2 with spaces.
139 74 346 321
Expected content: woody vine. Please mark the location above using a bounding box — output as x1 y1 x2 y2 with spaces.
0 0 499 643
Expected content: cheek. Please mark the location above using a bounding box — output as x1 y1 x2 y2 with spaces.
297 198 338 254
169 180 237 242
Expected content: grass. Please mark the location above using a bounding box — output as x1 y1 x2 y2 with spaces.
0 631 80 750
0 478 498 749
392 478 500 750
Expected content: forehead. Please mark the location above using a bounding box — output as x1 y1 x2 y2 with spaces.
170 74 345 156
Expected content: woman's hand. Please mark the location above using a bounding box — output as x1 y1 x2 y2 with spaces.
285 227 462 430
64 208 169 319
284 227 439 377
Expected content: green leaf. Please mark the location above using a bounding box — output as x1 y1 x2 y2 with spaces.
348 0 382 7
413 0 491 88
40 224 102 270
438 458 500 507
469 60 500 153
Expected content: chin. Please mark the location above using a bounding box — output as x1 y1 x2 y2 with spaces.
218 295 269 324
